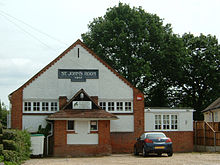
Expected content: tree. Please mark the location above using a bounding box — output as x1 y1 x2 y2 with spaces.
175 33 220 120
0 101 8 128
82 3 183 106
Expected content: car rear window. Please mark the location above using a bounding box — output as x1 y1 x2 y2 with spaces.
147 133 166 139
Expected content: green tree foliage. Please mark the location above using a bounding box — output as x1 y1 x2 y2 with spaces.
175 33 220 119
82 3 183 105
82 3 220 120
0 101 8 128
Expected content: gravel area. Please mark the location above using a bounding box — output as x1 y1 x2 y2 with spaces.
23 153 220 165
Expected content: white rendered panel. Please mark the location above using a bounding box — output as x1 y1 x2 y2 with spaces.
23 45 133 101
110 115 134 132
67 121 98 144
22 115 48 132
145 109 194 131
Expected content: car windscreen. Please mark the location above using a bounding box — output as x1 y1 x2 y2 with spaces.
147 134 166 139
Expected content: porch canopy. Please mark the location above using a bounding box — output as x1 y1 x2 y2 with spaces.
47 109 118 120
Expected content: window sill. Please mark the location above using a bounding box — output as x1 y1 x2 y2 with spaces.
89 131 98 134
66 130 76 134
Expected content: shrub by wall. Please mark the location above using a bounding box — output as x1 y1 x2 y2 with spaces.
0 121 31 165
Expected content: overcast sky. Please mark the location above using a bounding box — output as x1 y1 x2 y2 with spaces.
0 0 220 108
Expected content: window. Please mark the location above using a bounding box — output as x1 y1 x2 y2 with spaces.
33 102 40 111
116 102 123 111
51 102 58 111
23 101 59 113
155 115 161 129
98 101 133 113
125 102 132 111
108 102 114 111
24 102 31 111
155 114 178 130
42 102 49 111
171 115 178 129
214 112 218 122
90 120 98 131
99 102 106 110
163 115 170 129
67 120 74 130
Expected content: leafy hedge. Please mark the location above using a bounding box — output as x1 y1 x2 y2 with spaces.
0 121 31 165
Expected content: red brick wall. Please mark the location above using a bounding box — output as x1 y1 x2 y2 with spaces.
53 120 112 157
133 88 145 137
110 88 145 154
162 131 194 152
111 132 135 153
10 89 23 130
59 96 67 109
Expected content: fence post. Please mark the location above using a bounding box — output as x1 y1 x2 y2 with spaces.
194 121 197 151
214 131 216 152
204 121 206 151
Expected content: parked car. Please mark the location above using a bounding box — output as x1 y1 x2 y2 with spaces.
134 132 173 157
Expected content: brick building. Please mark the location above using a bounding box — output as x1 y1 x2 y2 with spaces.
9 39 194 156
9 39 144 156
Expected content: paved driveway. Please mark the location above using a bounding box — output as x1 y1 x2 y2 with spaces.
23 153 220 165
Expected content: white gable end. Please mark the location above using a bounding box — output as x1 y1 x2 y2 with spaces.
23 44 133 100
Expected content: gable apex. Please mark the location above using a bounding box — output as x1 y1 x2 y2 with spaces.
62 89 101 110
9 39 139 98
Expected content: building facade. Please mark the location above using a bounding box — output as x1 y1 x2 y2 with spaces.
145 108 194 152
202 97 220 122
9 40 144 156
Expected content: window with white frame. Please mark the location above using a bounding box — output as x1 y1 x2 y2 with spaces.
116 102 123 111
171 115 178 129
23 101 59 113
99 101 133 113
99 102 106 110
67 120 74 131
90 120 98 131
125 102 132 111
33 102 40 111
154 114 178 130
51 102 58 111
42 102 49 111
155 115 161 129
24 102 31 112
108 102 115 111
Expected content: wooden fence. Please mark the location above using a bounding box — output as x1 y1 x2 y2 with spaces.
194 121 220 148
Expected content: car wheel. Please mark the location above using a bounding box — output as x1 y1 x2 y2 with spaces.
134 146 139 156
167 152 173 157
142 147 147 157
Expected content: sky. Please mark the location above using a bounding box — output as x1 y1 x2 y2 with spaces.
0 0 220 108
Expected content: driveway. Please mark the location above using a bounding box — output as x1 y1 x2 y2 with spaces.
23 153 220 165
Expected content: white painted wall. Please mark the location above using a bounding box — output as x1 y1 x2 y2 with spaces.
145 108 194 131
23 45 133 101
204 110 220 122
67 120 98 144
22 115 48 132
110 115 134 132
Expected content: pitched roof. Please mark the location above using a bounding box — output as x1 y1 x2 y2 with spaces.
202 97 220 113
62 89 101 110
9 39 136 97
47 109 118 120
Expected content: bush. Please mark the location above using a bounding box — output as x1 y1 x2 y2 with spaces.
1 129 31 164
3 140 17 151
0 144 3 154
2 130 17 140
2 150 19 162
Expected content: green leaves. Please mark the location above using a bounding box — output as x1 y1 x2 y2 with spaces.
81 3 220 120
